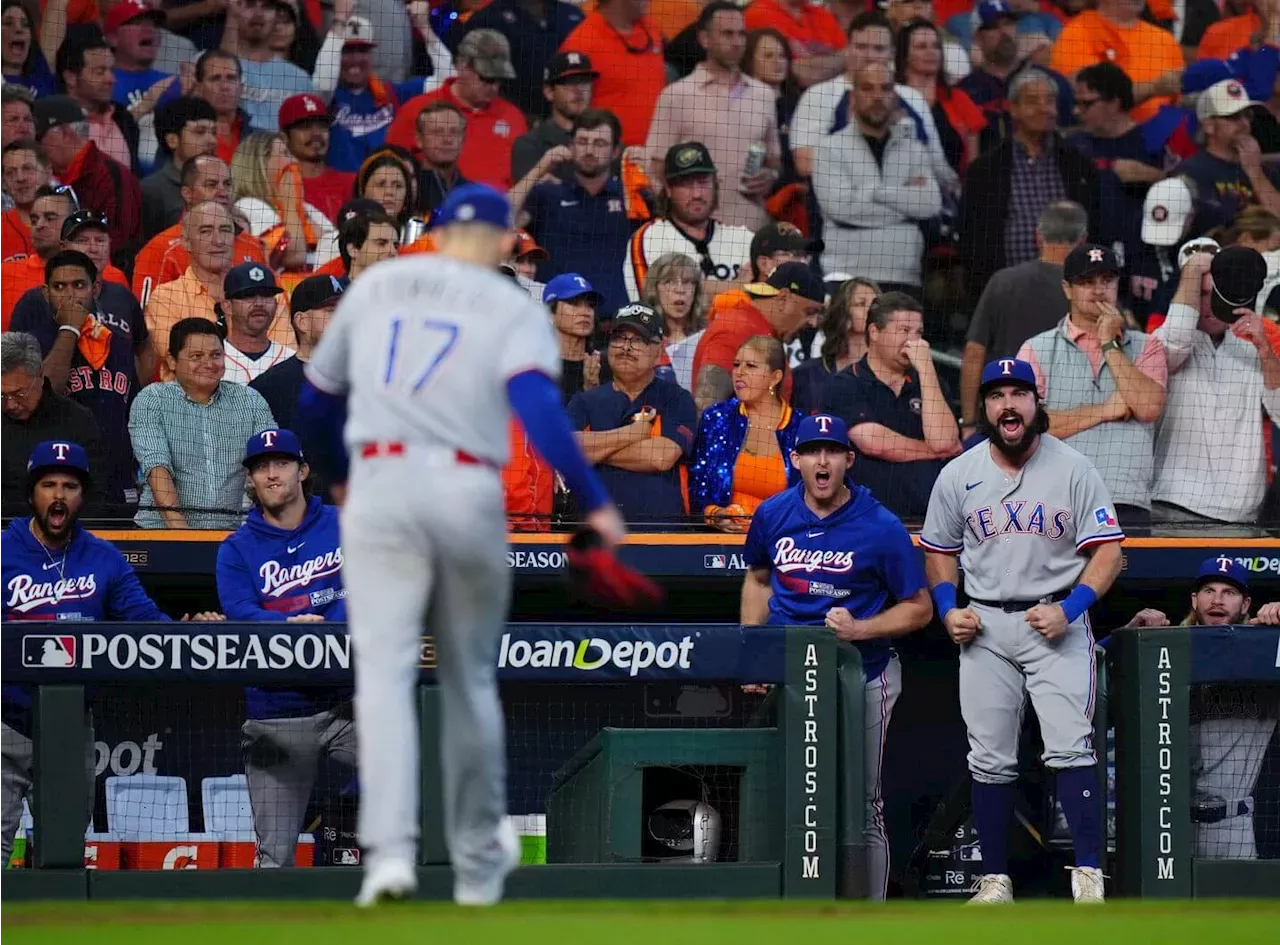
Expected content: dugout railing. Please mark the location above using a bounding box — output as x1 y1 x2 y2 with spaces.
1109 624 1280 898
1 623 873 902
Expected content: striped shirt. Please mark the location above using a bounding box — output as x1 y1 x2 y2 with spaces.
128 380 276 529
224 340 297 385
1004 138 1066 270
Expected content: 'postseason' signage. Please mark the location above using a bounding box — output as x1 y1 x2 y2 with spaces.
2 624 788 685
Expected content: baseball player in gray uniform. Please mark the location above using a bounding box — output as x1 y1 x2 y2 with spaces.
921 358 1124 904
1124 556 1280 860
300 184 625 907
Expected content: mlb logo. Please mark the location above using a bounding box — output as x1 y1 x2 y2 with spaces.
1094 507 1117 528
336 848 361 866
705 555 727 569
22 635 76 668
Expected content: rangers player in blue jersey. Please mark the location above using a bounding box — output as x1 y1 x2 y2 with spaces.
922 358 1124 904
1 441 222 865
741 413 933 900
216 429 352 869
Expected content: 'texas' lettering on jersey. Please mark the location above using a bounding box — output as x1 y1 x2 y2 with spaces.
259 549 343 597
7 573 99 612
966 501 1071 544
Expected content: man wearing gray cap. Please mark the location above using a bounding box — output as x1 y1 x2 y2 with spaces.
385 29 526 188
32 96 141 262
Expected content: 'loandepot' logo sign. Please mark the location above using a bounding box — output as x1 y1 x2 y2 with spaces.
497 633 695 676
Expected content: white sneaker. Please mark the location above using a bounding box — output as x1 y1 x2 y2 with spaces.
454 816 522 907
354 858 417 908
1069 866 1105 904
968 873 1014 904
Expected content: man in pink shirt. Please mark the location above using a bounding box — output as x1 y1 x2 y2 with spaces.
1017 243 1167 529
645 1 779 230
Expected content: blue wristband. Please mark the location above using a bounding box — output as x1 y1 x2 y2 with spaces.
1060 584 1098 624
931 582 958 619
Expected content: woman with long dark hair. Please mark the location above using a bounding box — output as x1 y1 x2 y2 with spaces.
1 1 55 99
744 28 800 189
792 278 880 414
895 19 985 175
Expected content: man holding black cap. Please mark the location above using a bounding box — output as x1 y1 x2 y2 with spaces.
741 412 932 899
33 96 141 265
220 262 295 384
1122 555 1279 861
691 261 825 412
280 93 356 226
625 141 754 303
568 302 697 524
1017 243 1168 528
1150 248 1280 532
510 51 599 183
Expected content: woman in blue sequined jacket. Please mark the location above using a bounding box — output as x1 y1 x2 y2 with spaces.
689 336 804 529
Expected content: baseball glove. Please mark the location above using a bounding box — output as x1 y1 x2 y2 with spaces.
566 527 665 611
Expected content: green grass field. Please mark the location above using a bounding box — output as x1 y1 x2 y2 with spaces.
5 901 1280 945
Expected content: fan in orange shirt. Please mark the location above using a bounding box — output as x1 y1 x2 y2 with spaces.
1 140 50 262
1198 3 1273 61
1050 0 1185 121
132 154 266 307
560 0 667 147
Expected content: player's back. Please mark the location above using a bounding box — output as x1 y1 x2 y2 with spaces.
321 255 560 466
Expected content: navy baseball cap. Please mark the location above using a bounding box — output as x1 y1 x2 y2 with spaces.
1063 244 1122 283
27 440 90 480
979 358 1038 395
243 429 305 467
291 274 347 315
1195 555 1250 594
973 0 1016 30
437 183 511 229
224 262 283 300
544 273 601 306
794 414 849 451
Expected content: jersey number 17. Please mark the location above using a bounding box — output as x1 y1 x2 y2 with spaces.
381 316 460 394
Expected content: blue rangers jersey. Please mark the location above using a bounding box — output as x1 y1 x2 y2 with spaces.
743 481 926 681
2 517 168 730
216 496 348 719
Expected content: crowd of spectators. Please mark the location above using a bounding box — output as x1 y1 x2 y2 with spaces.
2 0 1280 533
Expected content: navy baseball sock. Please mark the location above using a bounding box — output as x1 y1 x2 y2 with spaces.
1056 766 1102 869
971 780 1015 875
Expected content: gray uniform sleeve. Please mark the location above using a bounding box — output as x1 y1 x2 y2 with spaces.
921 464 965 554
1070 458 1126 552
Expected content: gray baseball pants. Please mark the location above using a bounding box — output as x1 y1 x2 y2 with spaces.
242 710 357 867
1 719 95 863
961 604 1097 783
341 452 512 886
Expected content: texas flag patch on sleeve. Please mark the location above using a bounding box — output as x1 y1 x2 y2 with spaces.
1094 506 1118 527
